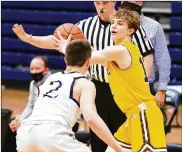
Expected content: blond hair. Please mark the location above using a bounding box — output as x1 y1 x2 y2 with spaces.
111 8 140 33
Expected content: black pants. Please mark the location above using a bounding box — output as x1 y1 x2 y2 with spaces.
90 79 126 152
149 82 156 95
2 118 17 152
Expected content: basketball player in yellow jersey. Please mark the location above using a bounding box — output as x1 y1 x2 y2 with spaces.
54 8 167 152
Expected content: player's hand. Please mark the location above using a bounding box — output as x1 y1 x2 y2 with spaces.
155 90 166 108
52 31 71 54
9 116 22 132
12 24 32 43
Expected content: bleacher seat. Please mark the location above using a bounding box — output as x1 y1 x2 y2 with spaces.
2 52 66 69
169 81 182 85
170 64 182 85
47 55 66 69
169 32 182 46
170 65 182 78
1 38 59 55
1 1 96 12
2 23 56 36
2 37 39 51
171 1 182 14
2 52 29 66
2 66 31 81
169 48 182 63
170 2 182 85
170 17 182 31
2 9 96 24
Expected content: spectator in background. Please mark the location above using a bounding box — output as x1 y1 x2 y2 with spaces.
12 1 154 151
120 1 171 108
2 56 51 152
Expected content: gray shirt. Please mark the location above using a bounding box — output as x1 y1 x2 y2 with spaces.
141 14 171 91
20 71 51 120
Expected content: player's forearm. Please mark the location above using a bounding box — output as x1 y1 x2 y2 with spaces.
91 52 104 65
27 35 56 49
90 51 107 66
143 54 153 79
85 113 121 152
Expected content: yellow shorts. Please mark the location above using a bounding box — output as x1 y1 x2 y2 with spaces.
114 101 167 152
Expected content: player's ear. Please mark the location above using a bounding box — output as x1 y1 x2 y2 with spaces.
85 58 90 67
128 28 135 36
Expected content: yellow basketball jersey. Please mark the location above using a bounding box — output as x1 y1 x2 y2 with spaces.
107 41 155 113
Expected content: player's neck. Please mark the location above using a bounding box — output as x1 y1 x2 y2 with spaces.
114 36 132 45
65 66 85 75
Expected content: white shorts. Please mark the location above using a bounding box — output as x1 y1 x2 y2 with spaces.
16 123 91 152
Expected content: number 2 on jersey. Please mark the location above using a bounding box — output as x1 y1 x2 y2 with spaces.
43 80 62 98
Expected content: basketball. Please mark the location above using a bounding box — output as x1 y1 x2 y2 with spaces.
53 23 85 41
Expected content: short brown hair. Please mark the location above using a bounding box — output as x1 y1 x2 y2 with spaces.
111 8 140 33
32 56 49 68
65 40 92 67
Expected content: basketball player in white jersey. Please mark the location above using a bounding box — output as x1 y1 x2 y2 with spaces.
16 40 122 152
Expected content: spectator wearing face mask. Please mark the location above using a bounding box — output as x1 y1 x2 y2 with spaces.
2 56 51 152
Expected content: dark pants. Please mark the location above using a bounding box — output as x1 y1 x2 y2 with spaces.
2 118 17 152
149 82 156 95
90 79 126 152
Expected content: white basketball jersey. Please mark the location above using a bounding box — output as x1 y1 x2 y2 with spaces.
23 71 86 129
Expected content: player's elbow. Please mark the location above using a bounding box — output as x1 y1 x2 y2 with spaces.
86 118 95 126
83 112 95 126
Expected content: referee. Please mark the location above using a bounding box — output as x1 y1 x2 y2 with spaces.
12 2 154 152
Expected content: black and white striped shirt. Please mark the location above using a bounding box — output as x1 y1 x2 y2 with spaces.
77 15 153 83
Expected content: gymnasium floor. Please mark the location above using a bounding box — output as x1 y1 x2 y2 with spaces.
2 88 182 144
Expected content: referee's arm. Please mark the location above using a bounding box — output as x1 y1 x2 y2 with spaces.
133 25 154 79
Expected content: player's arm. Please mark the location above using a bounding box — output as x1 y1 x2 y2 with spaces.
53 32 129 67
133 25 154 79
80 80 122 152
90 45 127 66
143 54 153 79
12 24 55 49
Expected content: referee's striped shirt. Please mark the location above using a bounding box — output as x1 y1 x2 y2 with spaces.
76 15 153 83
